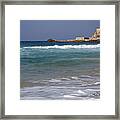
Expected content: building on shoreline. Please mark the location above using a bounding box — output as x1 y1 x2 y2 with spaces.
90 27 100 41
48 27 100 42
75 34 84 41
75 27 100 41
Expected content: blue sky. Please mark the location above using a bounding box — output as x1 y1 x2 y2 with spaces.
20 20 100 41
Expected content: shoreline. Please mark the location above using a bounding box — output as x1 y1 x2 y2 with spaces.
47 39 100 44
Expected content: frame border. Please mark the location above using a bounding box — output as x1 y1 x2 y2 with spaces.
0 0 119 119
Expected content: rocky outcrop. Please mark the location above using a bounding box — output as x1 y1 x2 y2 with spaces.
47 39 55 42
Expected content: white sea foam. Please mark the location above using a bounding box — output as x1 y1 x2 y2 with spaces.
63 95 75 98
61 77 71 80
85 89 100 92
94 82 100 85
78 90 86 94
71 76 79 80
23 44 100 49
50 79 61 82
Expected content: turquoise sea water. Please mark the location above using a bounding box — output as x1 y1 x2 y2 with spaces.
20 41 100 100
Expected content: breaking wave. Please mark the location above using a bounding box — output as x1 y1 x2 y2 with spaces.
22 44 100 49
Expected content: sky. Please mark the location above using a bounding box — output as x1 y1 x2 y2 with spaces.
20 20 100 41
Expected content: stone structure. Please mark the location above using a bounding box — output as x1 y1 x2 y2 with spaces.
48 27 100 42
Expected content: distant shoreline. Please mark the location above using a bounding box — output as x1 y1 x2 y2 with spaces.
47 39 100 43
47 27 100 43
20 40 100 43
20 40 100 45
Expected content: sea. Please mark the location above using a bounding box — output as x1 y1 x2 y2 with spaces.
20 41 100 100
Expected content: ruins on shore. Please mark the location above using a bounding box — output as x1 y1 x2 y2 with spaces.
48 27 100 43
